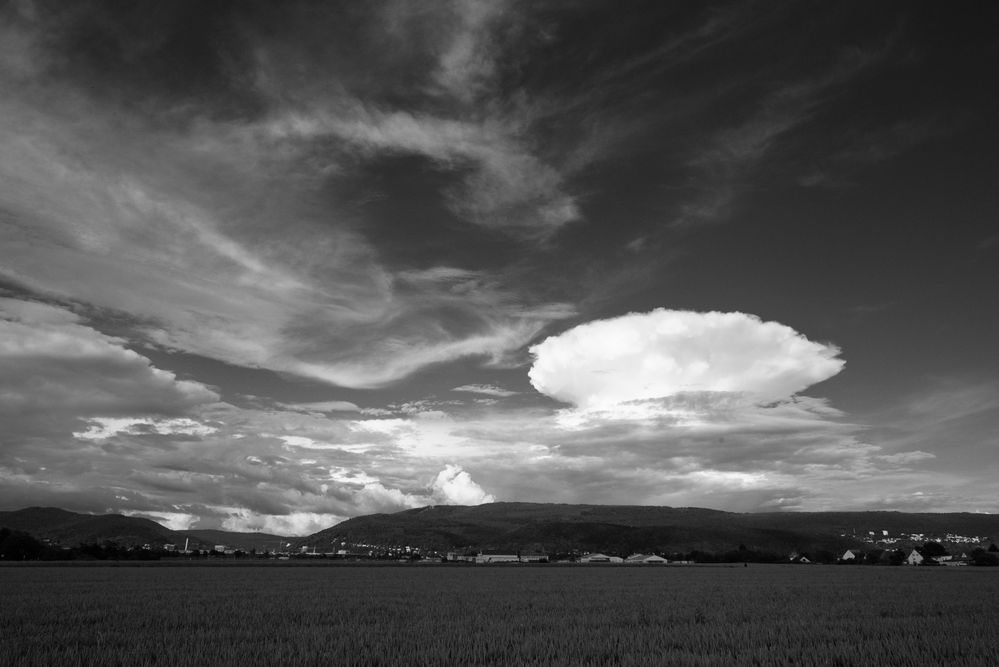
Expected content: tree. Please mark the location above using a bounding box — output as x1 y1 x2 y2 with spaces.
922 541 948 559
969 548 999 566
0 528 45 560
864 549 885 565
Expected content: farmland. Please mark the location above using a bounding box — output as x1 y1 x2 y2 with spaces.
2 564 998 666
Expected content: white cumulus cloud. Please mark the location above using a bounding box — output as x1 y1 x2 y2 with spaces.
529 309 844 410
430 464 495 505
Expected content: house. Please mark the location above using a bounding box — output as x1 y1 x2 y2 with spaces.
580 553 623 563
841 549 862 562
625 554 667 564
906 549 924 565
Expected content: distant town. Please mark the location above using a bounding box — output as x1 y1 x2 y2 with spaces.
3 527 998 566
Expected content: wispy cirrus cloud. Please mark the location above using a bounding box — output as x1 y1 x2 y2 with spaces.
673 44 892 228
260 103 579 238
0 2 580 391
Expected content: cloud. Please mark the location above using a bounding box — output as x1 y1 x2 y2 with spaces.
219 510 347 537
2 5 993 523
278 401 361 414
74 417 217 441
451 384 518 397
0 5 582 393
529 309 844 411
430 0 511 103
0 93 573 388
430 465 495 505
264 106 579 237
122 510 199 532
0 298 219 434
673 44 890 228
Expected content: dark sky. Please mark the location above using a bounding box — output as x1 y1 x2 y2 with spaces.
1 0 997 534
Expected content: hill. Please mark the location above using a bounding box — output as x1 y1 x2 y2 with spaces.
0 507 176 547
301 502 999 557
0 508 287 551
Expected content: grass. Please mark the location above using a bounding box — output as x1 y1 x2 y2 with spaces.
2 564 998 665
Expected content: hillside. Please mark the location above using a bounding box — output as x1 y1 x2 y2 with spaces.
0 508 287 551
301 502 999 556
0 507 177 547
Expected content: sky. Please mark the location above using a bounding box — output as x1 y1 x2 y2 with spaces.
1 0 997 535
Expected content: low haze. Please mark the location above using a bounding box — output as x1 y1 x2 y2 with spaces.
1 1 997 535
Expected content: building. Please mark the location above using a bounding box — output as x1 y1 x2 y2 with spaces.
625 554 667 564
519 550 549 563
841 549 862 562
475 551 520 564
446 551 476 563
579 553 623 563
906 549 924 565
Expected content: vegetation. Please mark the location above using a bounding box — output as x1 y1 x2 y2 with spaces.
2 565 997 665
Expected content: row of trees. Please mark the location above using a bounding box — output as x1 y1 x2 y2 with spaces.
0 529 171 560
5 526 999 565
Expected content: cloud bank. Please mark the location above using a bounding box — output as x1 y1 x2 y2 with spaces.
0 298 218 435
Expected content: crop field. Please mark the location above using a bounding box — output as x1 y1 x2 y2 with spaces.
2 564 998 666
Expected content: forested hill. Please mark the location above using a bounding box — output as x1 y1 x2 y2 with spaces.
301 502 999 556
0 507 175 547
0 507 285 551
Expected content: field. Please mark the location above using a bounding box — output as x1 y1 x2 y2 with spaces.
2 564 998 666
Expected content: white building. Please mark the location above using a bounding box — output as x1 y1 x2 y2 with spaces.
625 554 667 564
475 552 520 564
906 549 924 565
519 551 549 563
579 553 623 563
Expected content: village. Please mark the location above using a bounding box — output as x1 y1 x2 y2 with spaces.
6 520 997 565
161 538 998 567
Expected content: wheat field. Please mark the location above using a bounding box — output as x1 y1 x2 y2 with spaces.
2 564 997 666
